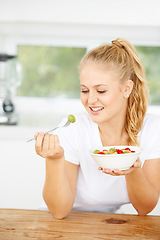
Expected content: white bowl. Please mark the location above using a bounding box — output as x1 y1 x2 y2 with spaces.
89 146 143 170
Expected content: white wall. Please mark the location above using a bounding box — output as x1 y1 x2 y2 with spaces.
0 0 160 26
0 0 160 54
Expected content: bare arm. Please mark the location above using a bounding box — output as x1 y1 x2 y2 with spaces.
35 132 79 219
125 158 160 215
100 158 160 215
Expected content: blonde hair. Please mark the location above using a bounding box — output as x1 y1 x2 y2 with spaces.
79 38 149 145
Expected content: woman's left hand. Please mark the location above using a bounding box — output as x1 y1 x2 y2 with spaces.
98 157 142 176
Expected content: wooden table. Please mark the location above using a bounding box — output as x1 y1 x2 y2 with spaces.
0 209 160 240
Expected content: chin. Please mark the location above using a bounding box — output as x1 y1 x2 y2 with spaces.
89 114 103 124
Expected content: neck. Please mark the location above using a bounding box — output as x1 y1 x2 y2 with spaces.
98 115 128 146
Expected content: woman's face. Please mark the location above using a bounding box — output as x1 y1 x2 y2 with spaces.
80 63 128 125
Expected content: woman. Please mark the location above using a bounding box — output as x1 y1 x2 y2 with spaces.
35 38 160 219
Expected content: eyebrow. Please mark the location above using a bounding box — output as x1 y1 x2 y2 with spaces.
80 84 108 87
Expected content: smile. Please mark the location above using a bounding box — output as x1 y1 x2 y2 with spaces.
90 106 104 112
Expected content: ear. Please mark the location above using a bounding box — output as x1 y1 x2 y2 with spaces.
123 80 133 98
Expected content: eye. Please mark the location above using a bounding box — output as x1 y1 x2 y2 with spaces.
97 90 106 93
81 90 89 93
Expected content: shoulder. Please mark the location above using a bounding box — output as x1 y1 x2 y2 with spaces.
140 113 160 135
139 113 160 142
143 113 160 124
139 113 160 161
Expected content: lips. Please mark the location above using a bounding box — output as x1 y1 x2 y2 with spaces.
89 106 104 112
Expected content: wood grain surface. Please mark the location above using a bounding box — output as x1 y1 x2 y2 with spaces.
0 209 160 240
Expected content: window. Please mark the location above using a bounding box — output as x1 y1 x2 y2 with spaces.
135 46 160 105
17 45 160 105
17 45 86 98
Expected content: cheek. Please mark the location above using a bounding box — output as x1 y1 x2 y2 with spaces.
102 91 123 106
80 94 86 106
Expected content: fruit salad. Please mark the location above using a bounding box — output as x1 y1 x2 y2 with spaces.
93 147 135 155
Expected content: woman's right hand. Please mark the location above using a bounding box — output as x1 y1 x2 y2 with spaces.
35 132 64 160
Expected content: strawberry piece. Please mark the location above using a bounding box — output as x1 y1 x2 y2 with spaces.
102 150 108 154
125 147 131 151
98 151 105 154
116 149 124 154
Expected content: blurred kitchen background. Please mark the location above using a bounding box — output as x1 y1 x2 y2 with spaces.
0 0 160 215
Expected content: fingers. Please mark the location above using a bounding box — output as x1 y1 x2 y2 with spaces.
133 158 141 168
101 168 120 176
43 133 50 152
35 132 62 159
100 166 137 176
54 135 61 153
48 134 55 151
47 134 56 157
99 160 142 176
35 132 52 157
98 167 119 176
35 132 44 155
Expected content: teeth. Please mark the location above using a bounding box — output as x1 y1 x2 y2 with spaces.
90 107 104 112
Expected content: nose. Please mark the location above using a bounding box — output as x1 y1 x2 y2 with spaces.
88 91 98 104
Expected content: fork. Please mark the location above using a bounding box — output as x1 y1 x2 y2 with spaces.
27 118 71 143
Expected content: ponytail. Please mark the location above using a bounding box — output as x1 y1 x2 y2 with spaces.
112 38 149 145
